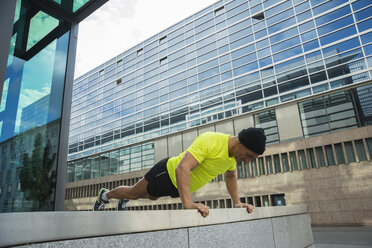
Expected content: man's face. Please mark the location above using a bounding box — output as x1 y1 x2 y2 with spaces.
234 144 260 163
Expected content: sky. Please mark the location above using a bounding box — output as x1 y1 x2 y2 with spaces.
74 0 218 79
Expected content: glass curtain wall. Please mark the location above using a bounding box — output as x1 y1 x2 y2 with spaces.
0 0 70 212
68 0 372 164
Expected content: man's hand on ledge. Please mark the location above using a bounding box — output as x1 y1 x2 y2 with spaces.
186 203 210 217
234 203 254 213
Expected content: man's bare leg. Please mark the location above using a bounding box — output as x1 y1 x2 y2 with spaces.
106 177 150 200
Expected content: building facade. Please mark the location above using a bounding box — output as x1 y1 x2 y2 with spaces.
0 0 109 212
66 0 372 225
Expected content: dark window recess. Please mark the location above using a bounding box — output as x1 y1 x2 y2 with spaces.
160 56 167 65
137 48 143 55
253 12 265 20
214 6 224 15
159 36 167 44
271 194 286 206
116 78 122 85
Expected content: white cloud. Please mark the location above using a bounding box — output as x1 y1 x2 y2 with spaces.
74 0 217 78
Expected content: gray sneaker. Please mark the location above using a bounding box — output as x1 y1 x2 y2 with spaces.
93 188 109 211
117 199 130 211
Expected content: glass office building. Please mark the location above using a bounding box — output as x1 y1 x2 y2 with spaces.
68 0 372 182
0 0 109 212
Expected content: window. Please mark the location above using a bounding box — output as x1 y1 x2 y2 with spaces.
274 154 281 173
355 140 367 161
298 150 307 169
253 12 265 20
160 56 167 65
325 145 335 166
258 157 265 175
254 110 279 144
252 159 258 177
367 138 372 158
334 143 345 164
282 153 290 172
137 48 143 55
116 78 122 85
271 194 286 206
214 6 224 16
159 36 167 45
255 196 262 207
99 69 104 75
265 156 273 174
344 141 356 163
290 152 298 170
316 147 326 167
307 148 316 168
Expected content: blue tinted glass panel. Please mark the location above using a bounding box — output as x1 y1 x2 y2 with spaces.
233 61 258 76
232 53 257 68
259 57 273 67
357 18 372 32
322 37 360 56
276 56 305 73
266 0 292 17
361 31 372 44
254 29 268 40
312 83 329 93
296 10 312 23
299 20 315 33
270 27 298 44
301 30 317 42
303 39 320 52
279 76 310 94
354 6 372 22
319 25 357 46
231 44 255 59
229 27 253 42
267 9 295 26
268 17 296 34
272 36 301 53
230 35 254 50
228 18 252 33
227 9 250 26
315 5 351 26
317 15 354 36
364 44 372 56
352 0 372 11
280 88 311 102
312 0 348 16
273 46 302 63
295 1 310 13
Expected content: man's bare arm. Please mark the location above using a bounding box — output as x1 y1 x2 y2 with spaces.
175 152 210 217
225 169 254 213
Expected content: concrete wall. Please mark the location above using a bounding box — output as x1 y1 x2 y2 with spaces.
0 206 313 248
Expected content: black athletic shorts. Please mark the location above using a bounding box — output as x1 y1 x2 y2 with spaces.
145 158 180 198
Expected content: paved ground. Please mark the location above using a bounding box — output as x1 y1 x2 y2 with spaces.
312 226 372 248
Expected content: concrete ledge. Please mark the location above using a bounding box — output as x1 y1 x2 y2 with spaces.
0 205 313 247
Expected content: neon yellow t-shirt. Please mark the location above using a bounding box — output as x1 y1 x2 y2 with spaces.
166 132 236 194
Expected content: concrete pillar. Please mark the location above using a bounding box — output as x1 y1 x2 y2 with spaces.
154 137 168 162
168 134 183 157
182 129 198 150
233 114 254 134
215 120 234 135
198 124 215 134
275 103 303 141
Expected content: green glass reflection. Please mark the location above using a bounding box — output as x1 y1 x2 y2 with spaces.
27 11 59 50
73 0 90 12
13 0 22 24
